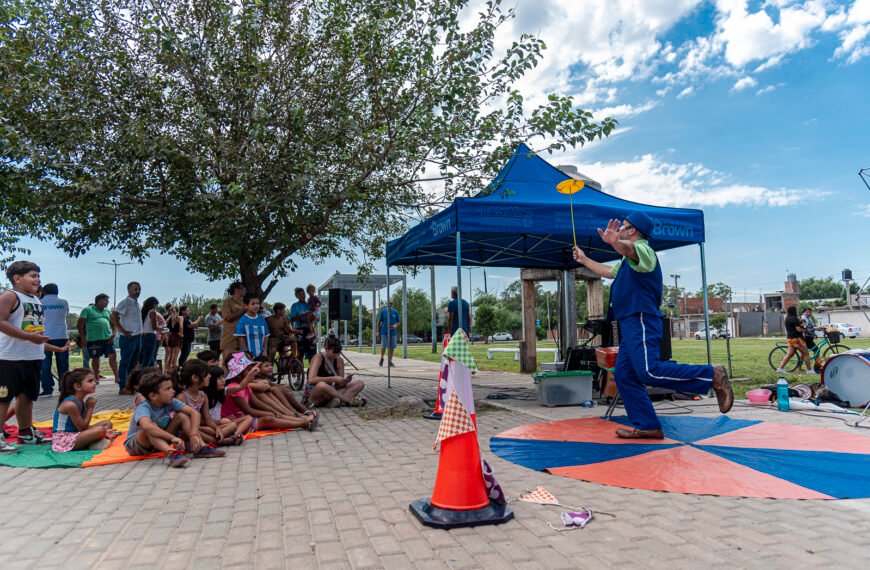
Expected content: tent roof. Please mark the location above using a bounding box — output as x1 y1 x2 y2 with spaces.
386 143 705 269
317 272 404 293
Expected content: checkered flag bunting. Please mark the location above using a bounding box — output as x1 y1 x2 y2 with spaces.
434 391 476 448
518 486 560 505
443 329 477 373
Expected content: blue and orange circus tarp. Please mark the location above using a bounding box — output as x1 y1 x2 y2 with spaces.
490 415 870 500
1 410 294 469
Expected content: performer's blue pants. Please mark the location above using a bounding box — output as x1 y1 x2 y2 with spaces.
615 313 714 431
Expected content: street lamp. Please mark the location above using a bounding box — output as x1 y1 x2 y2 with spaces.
97 259 133 309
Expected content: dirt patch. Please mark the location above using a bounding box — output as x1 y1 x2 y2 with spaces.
356 400 509 420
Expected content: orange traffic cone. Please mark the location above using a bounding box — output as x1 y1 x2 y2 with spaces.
429 418 488 510
423 334 450 420
410 338 513 529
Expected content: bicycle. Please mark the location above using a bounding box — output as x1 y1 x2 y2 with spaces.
767 331 850 373
272 340 306 390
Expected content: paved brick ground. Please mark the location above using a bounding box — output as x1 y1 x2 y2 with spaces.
2 351 869 569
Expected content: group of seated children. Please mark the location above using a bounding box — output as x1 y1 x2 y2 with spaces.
50 332 366 468
50 349 327 467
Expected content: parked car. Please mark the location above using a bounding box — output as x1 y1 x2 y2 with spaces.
829 323 861 339
488 332 514 342
402 334 424 343
694 326 729 340
469 333 483 342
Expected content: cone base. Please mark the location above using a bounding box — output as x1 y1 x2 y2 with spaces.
423 412 442 420
409 498 514 530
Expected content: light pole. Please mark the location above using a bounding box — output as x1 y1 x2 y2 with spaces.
98 259 133 309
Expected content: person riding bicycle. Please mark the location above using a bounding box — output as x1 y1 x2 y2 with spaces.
266 303 302 362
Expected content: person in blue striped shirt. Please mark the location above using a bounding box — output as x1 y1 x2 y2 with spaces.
234 294 270 359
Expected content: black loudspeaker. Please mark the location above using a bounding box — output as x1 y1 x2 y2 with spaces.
328 288 353 320
843 269 853 281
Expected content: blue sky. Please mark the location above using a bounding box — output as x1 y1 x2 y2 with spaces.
15 0 870 312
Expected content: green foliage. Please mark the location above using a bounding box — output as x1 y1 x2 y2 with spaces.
694 282 732 300
65 312 79 330
170 294 223 318
798 276 856 300
474 303 498 341
390 287 432 337
0 0 616 298
709 314 727 329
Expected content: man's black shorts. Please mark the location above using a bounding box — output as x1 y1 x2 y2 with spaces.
0 359 42 402
87 339 115 359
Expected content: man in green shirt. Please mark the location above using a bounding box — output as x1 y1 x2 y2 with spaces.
77 293 119 382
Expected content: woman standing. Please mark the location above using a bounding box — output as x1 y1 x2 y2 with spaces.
139 297 160 368
177 306 203 366
163 304 181 373
777 305 815 374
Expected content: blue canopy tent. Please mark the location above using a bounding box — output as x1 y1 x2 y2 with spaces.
384 144 713 384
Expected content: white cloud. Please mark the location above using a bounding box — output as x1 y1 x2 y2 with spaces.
563 153 812 208
591 101 659 120
677 86 695 99
716 0 828 68
856 205 870 217
756 82 785 95
491 0 704 107
731 76 758 91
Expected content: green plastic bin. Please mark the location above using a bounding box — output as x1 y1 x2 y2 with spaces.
532 371 594 407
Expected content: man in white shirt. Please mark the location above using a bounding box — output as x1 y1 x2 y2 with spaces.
111 281 142 394
39 283 69 396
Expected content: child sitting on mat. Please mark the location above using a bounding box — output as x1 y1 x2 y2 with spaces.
204 365 253 439
250 356 316 420
175 360 242 446
124 370 224 467
222 353 315 431
52 368 117 452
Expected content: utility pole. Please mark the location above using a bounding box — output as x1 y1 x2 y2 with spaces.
670 274 681 316
97 259 133 309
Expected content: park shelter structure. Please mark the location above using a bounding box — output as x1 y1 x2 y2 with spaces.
386 143 712 372
316 272 407 364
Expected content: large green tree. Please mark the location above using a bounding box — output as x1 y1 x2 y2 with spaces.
0 0 615 296
390 287 432 337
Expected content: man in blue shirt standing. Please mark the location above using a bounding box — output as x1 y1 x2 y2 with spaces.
377 301 400 367
39 283 69 396
447 286 470 336
572 212 733 440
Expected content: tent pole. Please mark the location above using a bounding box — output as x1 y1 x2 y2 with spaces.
402 275 408 359
456 231 463 335
386 265 391 388
358 297 362 353
430 265 437 353
700 243 712 365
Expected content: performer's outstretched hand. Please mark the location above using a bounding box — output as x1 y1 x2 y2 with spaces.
598 219 621 245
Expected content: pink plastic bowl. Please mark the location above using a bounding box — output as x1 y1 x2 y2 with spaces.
746 388 772 404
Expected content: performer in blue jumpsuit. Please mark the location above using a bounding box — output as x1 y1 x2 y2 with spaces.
573 212 733 439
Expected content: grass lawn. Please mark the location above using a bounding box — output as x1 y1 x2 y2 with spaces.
399 337 870 397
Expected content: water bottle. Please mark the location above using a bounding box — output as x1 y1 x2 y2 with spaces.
776 378 790 411
581 400 598 408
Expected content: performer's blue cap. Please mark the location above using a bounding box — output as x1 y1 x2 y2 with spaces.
625 211 654 237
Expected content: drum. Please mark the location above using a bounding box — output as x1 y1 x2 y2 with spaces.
822 351 870 407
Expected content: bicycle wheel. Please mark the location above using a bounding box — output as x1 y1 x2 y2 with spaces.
768 345 798 372
272 355 287 384
823 343 850 358
289 358 306 391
